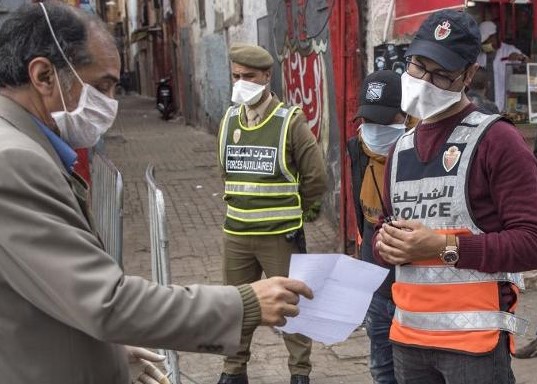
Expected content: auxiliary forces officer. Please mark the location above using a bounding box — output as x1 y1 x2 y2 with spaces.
216 43 327 384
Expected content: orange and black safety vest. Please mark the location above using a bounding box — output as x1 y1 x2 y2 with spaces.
389 110 528 354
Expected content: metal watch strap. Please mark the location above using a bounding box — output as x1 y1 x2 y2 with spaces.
447 234 457 248
440 234 459 265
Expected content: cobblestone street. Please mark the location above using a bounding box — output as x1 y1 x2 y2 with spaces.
104 94 537 384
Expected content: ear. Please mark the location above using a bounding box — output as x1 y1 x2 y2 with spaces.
463 63 480 88
265 69 272 83
28 57 56 96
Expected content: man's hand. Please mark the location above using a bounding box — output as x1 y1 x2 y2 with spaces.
126 346 170 384
250 277 313 327
508 52 529 62
376 220 445 265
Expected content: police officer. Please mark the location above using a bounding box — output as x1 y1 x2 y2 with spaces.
375 10 537 383
216 43 327 384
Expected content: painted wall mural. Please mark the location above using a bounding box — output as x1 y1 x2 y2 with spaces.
275 0 332 156
282 43 327 141
267 0 363 250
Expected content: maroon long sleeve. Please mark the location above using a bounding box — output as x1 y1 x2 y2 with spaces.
375 104 537 273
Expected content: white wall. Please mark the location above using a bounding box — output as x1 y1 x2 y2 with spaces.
228 0 267 44
189 0 269 130
126 0 138 72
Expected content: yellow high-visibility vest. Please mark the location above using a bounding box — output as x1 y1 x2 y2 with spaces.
218 103 302 235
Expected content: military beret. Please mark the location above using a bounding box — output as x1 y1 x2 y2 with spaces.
229 43 274 70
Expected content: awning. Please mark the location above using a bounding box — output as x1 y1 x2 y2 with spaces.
473 0 531 3
394 0 466 37
394 0 537 39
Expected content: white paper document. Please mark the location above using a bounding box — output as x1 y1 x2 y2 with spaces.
279 253 389 345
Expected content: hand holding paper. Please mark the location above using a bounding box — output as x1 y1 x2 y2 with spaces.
279 253 389 345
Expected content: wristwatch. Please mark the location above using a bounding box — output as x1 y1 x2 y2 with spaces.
440 234 459 265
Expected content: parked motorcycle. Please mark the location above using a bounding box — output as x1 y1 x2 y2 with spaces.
156 77 175 120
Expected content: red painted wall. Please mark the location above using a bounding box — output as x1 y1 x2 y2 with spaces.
329 0 363 251
278 0 363 251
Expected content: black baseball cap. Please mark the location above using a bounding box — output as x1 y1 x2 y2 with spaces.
356 70 402 125
405 9 481 71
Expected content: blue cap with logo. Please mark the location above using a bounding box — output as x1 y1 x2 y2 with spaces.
405 9 481 71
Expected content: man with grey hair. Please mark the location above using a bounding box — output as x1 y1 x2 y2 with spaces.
0 3 312 383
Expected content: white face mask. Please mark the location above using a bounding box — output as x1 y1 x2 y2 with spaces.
400 72 462 120
482 43 495 53
41 2 118 149
231 79 266 105
51 75 118 149
360 123 406 156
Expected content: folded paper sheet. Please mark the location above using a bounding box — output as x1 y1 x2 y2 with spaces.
279 253 389 345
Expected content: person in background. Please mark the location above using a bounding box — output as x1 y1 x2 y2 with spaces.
477 20 529 112
0 4 313 383
347 70 406 384
374 9 537 383
467 67 500 114
216 43 327 384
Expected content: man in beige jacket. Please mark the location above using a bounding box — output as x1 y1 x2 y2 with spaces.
0 3 312 384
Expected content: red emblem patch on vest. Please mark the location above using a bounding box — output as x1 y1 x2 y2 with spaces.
434 21 451 40
443 145 461 172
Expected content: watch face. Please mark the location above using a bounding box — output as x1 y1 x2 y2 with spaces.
443 250 459 264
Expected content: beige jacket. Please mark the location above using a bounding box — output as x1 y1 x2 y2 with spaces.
0 95 243 383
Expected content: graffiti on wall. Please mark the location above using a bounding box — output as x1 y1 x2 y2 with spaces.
276 0 331 149
282 43 327 140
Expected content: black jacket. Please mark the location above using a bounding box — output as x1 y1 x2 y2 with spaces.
347 135 394 298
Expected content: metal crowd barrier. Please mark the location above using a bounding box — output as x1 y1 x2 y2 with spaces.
91 151 124 269
145 165 181 384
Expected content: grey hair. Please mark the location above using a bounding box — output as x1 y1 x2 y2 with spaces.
0 2 112 88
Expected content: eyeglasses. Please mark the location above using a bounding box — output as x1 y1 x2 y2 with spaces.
405 59 464 90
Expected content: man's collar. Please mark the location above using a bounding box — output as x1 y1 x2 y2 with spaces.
32 117 78 173
245 92 273 118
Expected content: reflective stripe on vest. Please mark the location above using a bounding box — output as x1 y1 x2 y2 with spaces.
388 110 527 353
277 106 298 183
396 265 525 290
227 205 302 221
225 182 299 195
394 308 529 336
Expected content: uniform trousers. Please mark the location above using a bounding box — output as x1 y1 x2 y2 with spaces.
222 232 312 376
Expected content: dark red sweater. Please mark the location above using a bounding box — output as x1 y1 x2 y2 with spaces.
376 104 537 274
